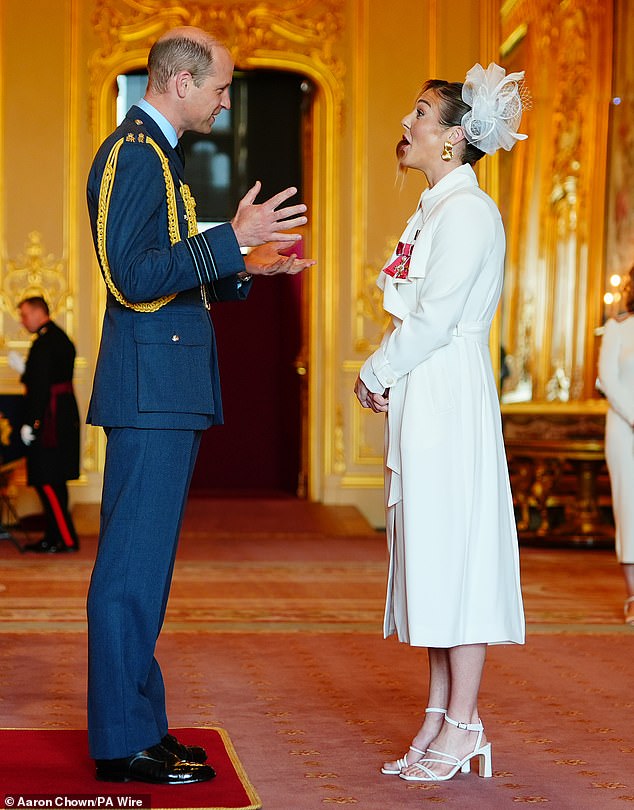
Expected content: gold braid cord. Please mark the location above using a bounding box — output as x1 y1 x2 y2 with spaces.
96 136 199 313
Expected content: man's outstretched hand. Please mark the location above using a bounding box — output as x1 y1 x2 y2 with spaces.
245 242 315 276
231 181 308 247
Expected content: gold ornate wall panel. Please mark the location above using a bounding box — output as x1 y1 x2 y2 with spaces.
0 2 72 356
499 0 613 404
498 0 617 543
605 0 634 306
0 1 93 502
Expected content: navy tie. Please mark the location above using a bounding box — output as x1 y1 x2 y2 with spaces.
175 142 185 166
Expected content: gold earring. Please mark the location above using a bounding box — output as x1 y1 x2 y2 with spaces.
441 141 453 161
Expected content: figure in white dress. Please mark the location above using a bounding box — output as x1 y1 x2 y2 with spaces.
354 63 528 782
598 268 634 626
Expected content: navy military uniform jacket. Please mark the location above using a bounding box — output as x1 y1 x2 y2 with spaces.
21 321 80 485
86 105 249 430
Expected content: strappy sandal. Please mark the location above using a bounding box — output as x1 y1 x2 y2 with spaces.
625 596 634 626
380 707 446 775
399 714 492 782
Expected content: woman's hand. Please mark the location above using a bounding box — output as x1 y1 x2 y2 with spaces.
355 376 389 412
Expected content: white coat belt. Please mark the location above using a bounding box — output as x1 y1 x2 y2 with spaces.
452 321 489 344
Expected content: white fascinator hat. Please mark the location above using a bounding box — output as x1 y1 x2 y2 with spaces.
461 62 528 155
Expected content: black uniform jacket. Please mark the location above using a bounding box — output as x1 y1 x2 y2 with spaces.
21 320 80 485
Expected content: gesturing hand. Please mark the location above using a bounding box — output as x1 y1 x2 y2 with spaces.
231 181 308 247
245 242 316 277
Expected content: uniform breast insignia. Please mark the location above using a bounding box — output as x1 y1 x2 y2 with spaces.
125 133 136 143
138 133 145 143
180 184 198 235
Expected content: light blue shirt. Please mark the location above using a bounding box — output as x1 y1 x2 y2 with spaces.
136 98 178 148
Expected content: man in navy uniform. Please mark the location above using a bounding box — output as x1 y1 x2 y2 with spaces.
86 26 313 785
11 296 80 553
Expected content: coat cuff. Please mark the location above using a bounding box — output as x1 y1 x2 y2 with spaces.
360 346 398 393
185 222 245 285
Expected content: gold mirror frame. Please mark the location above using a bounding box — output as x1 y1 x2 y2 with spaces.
87 0 345 497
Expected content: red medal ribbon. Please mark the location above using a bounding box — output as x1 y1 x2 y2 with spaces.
383 240 415 279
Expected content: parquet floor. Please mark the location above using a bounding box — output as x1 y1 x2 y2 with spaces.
1 496 633 809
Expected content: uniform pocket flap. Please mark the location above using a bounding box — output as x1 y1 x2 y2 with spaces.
133 314 207 347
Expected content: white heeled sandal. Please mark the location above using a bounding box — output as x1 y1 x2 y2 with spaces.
399 714 492 782
380 707 446 775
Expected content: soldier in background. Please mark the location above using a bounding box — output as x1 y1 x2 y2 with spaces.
9 296 80 553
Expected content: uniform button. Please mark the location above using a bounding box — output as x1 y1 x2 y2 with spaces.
172 334 180 342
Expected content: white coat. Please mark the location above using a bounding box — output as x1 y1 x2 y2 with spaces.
360 164 525 648
598 315 634 564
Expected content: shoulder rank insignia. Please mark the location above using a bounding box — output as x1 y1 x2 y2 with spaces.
134 119 143 125
125 133 135 142
138 133 145 143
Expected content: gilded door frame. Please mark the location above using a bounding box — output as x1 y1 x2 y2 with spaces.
87 0 345 499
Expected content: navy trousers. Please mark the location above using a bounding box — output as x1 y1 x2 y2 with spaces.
86 427 202 759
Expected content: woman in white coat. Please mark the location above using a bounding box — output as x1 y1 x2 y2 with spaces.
354 63 527 782
598 268 634 626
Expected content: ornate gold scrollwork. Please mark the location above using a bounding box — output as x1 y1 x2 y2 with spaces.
0 231 68 317
354 239 396 355
89 0 345 130
500 0 612 405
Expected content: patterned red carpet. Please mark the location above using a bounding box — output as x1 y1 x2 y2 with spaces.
1 497 633 809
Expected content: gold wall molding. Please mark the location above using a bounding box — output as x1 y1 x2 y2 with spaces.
605 0 634 295
0 231 69 319
500 0 613 405
333 404 346 475
89 0 345 136
354 243 394 355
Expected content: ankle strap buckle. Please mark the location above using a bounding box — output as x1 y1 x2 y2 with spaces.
444 714 483 733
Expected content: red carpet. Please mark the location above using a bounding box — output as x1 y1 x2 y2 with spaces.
1 727 261 810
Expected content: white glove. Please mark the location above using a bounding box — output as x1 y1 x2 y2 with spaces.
20 424 35 446
8 351 25 375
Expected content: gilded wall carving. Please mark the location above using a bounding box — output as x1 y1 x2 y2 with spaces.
0 232 72 351
354 243 393 355
499 0 612 404
1 232 68 317
89 0 345 132
605 0 634 309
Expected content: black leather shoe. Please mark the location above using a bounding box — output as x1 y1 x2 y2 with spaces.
160 733 207 764
23 538 65 553
95 744 215 784
28 543 78 553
